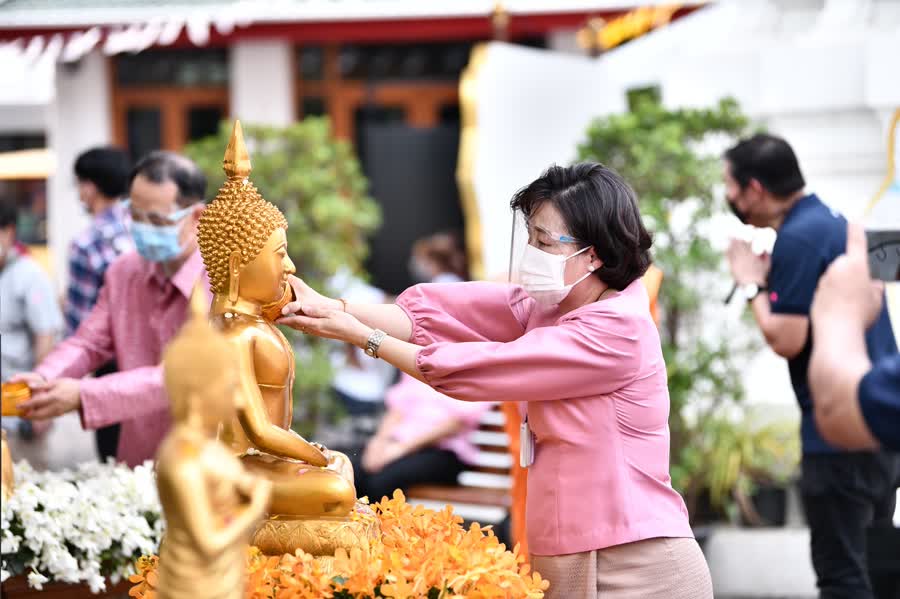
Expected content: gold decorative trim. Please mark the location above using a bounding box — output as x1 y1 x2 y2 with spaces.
456 43 490 281
865 107 899 217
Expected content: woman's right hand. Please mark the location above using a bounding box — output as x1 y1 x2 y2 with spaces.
282 275 341 318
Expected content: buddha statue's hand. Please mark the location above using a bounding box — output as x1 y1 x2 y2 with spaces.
281 275 342 318
309 441 329 458
326 449 355 484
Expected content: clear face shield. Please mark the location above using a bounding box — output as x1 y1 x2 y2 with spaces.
508 209 581 283
510 209 593 306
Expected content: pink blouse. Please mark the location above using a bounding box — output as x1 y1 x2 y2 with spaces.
385 373 493 465
396 280 693 556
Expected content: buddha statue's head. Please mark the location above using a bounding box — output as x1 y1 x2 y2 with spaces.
198 120 296 313
164 286 238 433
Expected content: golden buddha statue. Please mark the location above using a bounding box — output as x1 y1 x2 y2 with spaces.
197 120 373 559
1 430 13 500
156 287 272 599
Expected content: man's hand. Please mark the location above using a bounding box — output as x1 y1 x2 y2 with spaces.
726 238 771 285
811 223 883 330
8 372 48 391
809 222 881 450
19 378 82 421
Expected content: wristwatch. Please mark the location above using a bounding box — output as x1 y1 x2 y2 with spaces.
364 329 388 359
740 282 766 303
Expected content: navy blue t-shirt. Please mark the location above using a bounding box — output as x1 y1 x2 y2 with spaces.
768 194 897 453
858 353 900 451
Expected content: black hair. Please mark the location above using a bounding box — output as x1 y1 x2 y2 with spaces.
724 133 805 198
510 162 653 290
74 147 131 198
0 200 16 229
130 151 207 206
413 230 468 280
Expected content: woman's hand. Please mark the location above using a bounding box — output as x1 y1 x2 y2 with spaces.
281 275 342 318
278 303 372 348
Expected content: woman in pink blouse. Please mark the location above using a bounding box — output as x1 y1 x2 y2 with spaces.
279 163 713 598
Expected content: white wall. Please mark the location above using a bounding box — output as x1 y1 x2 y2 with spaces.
229 40 294 127
46 50 111 292
464 43 625 280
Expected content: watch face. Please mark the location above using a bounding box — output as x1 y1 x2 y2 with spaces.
742 283 759 300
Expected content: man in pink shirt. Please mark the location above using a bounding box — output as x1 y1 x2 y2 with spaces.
14 151 210 467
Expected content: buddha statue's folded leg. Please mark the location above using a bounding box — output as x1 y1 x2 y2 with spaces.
240 453 356 517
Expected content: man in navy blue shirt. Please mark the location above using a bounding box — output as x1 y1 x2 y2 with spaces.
723 134 898 599
810 222 900 451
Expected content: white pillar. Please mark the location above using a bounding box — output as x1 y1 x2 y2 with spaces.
46 49 111 293
229 40 294 127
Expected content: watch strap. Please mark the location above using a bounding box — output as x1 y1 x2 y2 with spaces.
365 329 388 358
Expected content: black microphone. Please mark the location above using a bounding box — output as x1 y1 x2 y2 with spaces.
724 282 738 305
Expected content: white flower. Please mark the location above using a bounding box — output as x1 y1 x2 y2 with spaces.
1 460 162 591
27 569 48 590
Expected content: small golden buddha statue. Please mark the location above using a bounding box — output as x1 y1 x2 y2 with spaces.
2 430 14 500
156 287 271 599
197 120 372 559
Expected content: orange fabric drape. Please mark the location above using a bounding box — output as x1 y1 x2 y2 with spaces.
500 402 529 559
501 266 664 561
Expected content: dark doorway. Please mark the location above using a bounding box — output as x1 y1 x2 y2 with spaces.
359 120 465 295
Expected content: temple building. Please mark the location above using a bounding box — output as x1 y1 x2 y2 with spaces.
0 0 699 292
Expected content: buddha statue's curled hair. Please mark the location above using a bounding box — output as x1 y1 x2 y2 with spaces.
198 178 287 294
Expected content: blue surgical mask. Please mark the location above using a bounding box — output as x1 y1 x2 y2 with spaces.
131 221 183 262
129 204 194 263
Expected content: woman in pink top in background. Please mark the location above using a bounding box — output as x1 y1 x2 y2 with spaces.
353 372 492 503
351 231 493 503
279 163 713 598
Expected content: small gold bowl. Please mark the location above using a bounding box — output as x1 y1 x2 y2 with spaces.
1 382 30 417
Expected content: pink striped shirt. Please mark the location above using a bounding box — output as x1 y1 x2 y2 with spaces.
396 280 693 556
37 250 210 467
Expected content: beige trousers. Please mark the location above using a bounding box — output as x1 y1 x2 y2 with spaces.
531 537 713 599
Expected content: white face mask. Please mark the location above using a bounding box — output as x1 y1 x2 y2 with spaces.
517 243 593 305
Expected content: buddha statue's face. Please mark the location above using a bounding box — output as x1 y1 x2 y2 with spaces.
237 228 296 305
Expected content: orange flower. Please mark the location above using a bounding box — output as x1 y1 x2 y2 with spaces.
128 556 159 599
130 491 546 598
